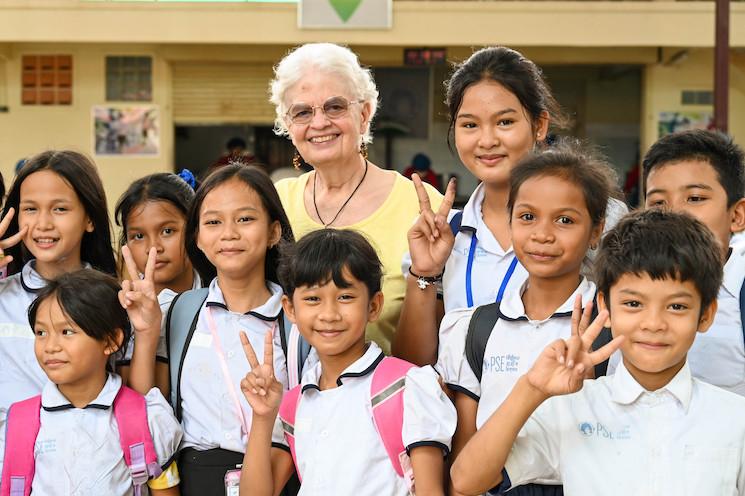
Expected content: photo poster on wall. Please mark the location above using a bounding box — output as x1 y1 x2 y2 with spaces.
657 111 713 138
93 105 159 156
373 67 430 139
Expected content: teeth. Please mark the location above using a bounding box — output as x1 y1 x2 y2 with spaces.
310 135 335 143
36 238 56 243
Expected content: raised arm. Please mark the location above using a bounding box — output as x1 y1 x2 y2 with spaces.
451 298 623 494
119 246 162 395
394 176 456 365
239 331 293 496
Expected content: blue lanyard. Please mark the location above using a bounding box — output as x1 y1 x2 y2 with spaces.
465 233 518 308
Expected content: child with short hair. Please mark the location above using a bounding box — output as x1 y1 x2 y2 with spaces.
438 142 616 495
0 270 181 495
642 129 745 395
238 229 456 496
451 209 745 495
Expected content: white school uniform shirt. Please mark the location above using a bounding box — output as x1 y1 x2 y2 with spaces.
0 262 51 449
500 360 745 495
437 277 596 428
271 342 457 496
688 242 745 395
117 271 203 365
0 373 182 496
179 277 289 453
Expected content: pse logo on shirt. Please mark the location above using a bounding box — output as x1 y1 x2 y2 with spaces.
578 422 631 440
34 438 57 455
482 354 519 373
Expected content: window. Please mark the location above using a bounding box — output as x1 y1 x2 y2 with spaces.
106 56 152 102
681 90 713 106
21 55 72 105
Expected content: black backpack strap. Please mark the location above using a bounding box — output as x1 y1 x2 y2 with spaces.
589 296 612 378
465 302 501 383
165 288 209 421
449 210 463 236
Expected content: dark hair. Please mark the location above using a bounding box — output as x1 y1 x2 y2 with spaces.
445 46 569 151
508 140 619 227
279 229 383 299
0 171 5 206
185 164 294 283
2 150 116 276
115 173 195 247
642 129 745 208
595 209 722 311
28 269 130 353
227 137 247 150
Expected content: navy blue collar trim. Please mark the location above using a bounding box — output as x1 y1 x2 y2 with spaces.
498 308 574 323
20 272 42 294
205 301 281 321
42 402 111 412
336 351 385 386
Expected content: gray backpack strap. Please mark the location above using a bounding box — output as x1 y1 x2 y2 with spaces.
589 296 613 378
278 311 312 384
465 302 501 383
165 288 209 420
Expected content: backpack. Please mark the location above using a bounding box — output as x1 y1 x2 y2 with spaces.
464 298 613 383
278 357 416 491
165 288 311 420
0 385 161 496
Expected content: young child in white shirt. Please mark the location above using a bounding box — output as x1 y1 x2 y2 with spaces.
238 229 457 496
0 270 181 496
451 209 745 495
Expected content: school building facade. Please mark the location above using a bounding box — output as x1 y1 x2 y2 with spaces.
0 0 744 208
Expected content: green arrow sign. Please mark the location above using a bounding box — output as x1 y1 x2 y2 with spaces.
329 0 362 22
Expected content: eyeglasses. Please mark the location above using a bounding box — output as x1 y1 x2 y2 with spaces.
285 96 364 125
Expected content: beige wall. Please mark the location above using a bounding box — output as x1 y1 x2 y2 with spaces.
0 43 173 215
641 48 745 152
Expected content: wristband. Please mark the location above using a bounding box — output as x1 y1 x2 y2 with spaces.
409 267 443 290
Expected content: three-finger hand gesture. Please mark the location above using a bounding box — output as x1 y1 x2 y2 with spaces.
118 246 162 337
526 296 624 397
407 175 457 276
0 208 28 271
240 330 284 418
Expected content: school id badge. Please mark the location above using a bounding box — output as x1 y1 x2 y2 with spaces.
225 465 242 496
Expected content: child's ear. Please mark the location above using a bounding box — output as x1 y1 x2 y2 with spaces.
367 291 384 323
697 299 718 334
281 294 296 323
589 219 605 250
85 216 95 233
105 328 125 355
268 221 281 249
596 291 612 328
729 197 745 235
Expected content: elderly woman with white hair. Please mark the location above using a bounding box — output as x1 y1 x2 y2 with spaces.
272 43 443 354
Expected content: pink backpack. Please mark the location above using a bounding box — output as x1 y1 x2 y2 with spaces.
1 385 162 496
279 357 416 491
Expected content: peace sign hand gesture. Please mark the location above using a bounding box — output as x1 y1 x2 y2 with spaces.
407 175 457 276
526 296 624 398
240 330 284 418
0 207 28 271
118 246 162 340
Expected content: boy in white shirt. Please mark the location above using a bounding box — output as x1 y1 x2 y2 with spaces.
451 209 745 495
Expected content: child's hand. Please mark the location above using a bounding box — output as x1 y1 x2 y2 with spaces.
526 296 624 398
0 207 28 270
240 330 284 418
407 175 456 277
119 246 162 340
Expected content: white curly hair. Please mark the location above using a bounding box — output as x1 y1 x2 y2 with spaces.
269 43 379 144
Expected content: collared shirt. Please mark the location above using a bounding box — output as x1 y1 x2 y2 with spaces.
687 242 745 395
180 277 289 452
0 262 51 440
117 271 203 364
272 342 456 496
501 361 745 495
0 374 182 496
442 183 528 312
437 277 596 428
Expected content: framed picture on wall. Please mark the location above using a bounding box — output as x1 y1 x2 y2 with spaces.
93 105 159 156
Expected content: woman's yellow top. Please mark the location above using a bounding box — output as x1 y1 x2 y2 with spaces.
275 171 442 355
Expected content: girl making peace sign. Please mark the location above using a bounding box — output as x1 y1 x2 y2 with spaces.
124 164 296 495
